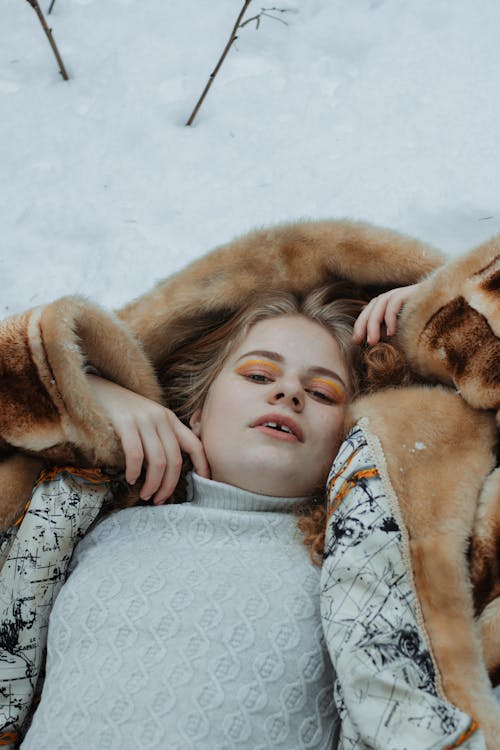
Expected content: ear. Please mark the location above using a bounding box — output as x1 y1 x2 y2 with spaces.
189 409 202 437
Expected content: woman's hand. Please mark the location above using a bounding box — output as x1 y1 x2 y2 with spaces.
353 284 419 346
87 374 210 504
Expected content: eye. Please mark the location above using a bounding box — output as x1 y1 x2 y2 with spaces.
306 378 346 405
245 373 273 383
234 361 278 383
306 388 334 403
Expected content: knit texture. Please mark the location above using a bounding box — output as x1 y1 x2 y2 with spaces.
21 473 338 750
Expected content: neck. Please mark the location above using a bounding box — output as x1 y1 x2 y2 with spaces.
188 472 312 513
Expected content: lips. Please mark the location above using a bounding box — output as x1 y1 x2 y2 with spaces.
250 413 304 442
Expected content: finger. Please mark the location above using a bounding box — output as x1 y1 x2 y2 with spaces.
352 299 376 343
152 418 211 505
384 285 417 336
174 421 211 480
119 425 145 485
150 424 183 504
384 292 406 336
137 424 168 501
366 296 391 346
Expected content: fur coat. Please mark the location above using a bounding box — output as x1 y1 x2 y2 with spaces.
0 220 498 747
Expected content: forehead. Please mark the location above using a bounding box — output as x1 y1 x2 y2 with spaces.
229 315 347 373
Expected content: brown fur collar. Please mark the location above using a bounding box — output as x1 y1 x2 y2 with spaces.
118 219 443 368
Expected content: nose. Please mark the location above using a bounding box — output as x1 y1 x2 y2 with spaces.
267 377 304 412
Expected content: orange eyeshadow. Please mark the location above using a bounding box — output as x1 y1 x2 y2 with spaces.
235 359 282 374
309 377 346 402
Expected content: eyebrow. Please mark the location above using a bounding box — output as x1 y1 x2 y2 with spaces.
236 349 347 389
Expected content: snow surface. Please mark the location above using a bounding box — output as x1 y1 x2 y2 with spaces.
2 0 500 705
2 0 500 316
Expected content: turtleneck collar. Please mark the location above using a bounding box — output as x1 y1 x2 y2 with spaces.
186 472 312 513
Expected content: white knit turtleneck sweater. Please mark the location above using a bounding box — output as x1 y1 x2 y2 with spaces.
22 473 339 750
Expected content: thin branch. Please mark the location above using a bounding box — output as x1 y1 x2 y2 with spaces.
47 0 57 15
240 6 292 29
239 13 263 30
185 0 253 126
25 0 69 80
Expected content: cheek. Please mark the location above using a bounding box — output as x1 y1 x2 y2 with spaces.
315 408 346 460
198 384 236 444
323 405 346 436
198 403 217 442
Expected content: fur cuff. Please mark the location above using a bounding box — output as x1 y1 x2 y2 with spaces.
398 236 500 413
0 296 162 469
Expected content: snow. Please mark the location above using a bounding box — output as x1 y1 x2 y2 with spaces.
2 0 500 317
1 0 499 705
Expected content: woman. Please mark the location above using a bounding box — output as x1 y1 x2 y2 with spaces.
19 284 363 749
17 281 487 750
82 284 415 508
1 220 497 748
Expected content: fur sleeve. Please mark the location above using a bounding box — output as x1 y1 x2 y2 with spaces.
0 296 162 527
398 235 500 419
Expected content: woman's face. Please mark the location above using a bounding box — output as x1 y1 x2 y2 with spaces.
189 314 350 497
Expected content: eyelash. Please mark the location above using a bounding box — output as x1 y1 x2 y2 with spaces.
245 373 272 383
307 388 334 403
239 371 340 404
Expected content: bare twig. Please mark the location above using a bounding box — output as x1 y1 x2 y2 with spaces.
240 6 292 29
47 0 57 15
185 0 253 126
25 0 69 80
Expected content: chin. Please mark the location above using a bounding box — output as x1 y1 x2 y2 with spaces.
209 452 323 497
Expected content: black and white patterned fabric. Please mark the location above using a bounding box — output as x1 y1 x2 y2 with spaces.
320 424 485 750
0 472 111 749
